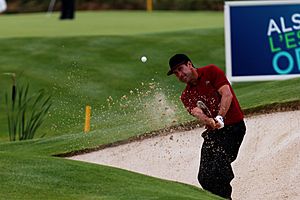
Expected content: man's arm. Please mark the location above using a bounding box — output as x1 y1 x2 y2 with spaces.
191 107 216 129
217 85 233 117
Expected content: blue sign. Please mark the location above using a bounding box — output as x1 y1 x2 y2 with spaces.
225 1 300 82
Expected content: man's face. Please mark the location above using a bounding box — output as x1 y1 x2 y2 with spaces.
173 61 195 84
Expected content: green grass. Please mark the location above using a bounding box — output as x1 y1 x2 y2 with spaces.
0 11 299 200
0 28 226 140
0 11 223 38
0 151 222 200
235 79 300 109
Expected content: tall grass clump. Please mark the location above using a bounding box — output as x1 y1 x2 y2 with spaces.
5 81 52 141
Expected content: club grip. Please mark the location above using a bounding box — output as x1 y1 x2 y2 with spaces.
215 115 224 129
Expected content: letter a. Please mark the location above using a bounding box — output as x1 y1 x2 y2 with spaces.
268 19 281 36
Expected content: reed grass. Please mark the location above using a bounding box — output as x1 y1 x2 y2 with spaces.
5 82 51 141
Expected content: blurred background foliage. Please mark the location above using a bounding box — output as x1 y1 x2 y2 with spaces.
4 0 237 13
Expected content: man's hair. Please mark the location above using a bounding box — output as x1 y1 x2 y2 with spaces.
167 54 192 76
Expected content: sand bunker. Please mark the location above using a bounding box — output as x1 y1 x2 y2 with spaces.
70 110 300 200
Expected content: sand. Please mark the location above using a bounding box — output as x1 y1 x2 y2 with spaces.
69 110 300 200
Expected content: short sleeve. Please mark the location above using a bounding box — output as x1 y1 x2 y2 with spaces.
207 65 229 90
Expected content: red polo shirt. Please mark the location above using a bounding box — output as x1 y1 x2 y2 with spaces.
180 64 244 125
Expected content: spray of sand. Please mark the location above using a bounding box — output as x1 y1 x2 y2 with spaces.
88 80 183 134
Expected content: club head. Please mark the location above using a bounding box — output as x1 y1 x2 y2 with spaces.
197 100 207 110
197 100 212 117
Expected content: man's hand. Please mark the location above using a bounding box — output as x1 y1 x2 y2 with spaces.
214 115 224 129
191 107 218 129
207 118 217 129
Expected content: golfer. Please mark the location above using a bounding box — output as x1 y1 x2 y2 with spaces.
167 54 246 199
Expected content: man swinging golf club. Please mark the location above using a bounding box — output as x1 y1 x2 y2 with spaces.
167 54 246 199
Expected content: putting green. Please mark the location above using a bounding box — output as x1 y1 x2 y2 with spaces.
0 11 223 38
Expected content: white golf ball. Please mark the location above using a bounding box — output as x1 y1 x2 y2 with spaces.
141 56 147 63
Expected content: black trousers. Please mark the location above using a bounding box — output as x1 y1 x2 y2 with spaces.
198 120 246 199
60 0 75 20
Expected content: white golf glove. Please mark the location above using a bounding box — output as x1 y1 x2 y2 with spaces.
215 115 224 129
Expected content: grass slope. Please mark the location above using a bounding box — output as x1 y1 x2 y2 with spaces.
0 28 226 140
0 151 222 200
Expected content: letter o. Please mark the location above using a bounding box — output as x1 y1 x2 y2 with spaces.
273 51 294 74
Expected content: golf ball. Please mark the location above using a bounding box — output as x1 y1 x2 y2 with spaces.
141 56 147 63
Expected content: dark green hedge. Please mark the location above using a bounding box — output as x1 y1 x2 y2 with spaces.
6 0 227 13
